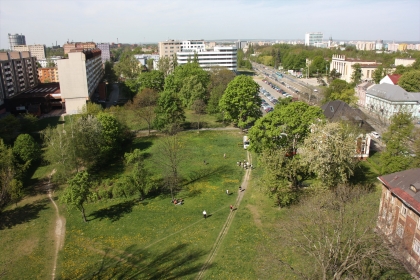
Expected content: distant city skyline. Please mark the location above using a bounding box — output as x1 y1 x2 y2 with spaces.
1 0 419 50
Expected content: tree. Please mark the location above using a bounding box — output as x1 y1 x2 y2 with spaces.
74 115 104 169
153 135 185 200
104 61 117 88
146 58 154 70
309 56 328 77
12 134 40 165
330 88 358 105
372 64 385 84
178 75 206 108
137 70 164 92
157 56 173 77
323 79 351 103
114 51 141 80
19 113 39 134
154 90 185 134
81 102 103 116
96 113 126 161
412 128 420 168
398 70 420 92
0 140 18 210
248 101 324 153
0 114 21 144
279 186 399 279
329 68 342 81
191 99 206 131
219 75 262 129
9 179 23 207
380 112 414 174
300 122 357 188
60 171 91 222
207 67 236 114
350 63 363 86
124 149 154 200
130 88 159 135
172 62 209 93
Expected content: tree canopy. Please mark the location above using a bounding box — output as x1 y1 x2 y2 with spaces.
60 171 91 222
398 70 420 92
154 90 185 133
137 70 165 92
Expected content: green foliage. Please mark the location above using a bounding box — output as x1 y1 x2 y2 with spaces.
330 88 358 105
137 70 164 92
129 88 159 135
350 63 363 86
157 56 174 77
398 70 420 92
104 61 117 85
323 79 352 103
0 139 19 210
12 134 40 164
372 64 385 84
81 102 103 116
178 75 206 108
248 101 324 153
124 149 155 199
97 113 126 160
219 75 262 129
60 171 92 222
301 122 357 188
207 67 236 114
19 113 39 134
0 114 21 144
380 112 414 174
114 51 142 80
309 56 328 76
172 62 209 93
154 90 185 133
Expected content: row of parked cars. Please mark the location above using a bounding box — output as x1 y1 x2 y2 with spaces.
263 79 293 98
259 87 278 113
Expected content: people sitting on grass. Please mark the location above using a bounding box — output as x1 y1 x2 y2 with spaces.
172 198 184 205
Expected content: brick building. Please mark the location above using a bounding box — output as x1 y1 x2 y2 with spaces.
38 67 59 83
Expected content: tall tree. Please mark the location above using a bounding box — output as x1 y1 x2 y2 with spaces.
60 171 91 222
300 122 357 188
124 149 154 200
0 140 20 210
191 99 207 131
330 88 358 105
12 134 40 165
178 75 206 108
380 112 414 174
398 70 420 92
157 56 173 77
114 51 141 80
219 75 262 129
207 67 236 114
137 70 164 92
154 90 185 134
372 64 385 84
130 88 159 135
350 63 363 86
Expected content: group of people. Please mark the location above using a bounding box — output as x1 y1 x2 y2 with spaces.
172 198 184 205
237 159 252 170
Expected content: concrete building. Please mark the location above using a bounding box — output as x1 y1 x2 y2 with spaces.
13 44 46 60
38 67 59 83
235 41 247 50
330 55 382 83
355 81 374 108
97 43 111 63
388 43 399 52
57 48 103 114
380 74 402 85
304 32 323 47
0 51 38 109
134 54 160 69
395 58 416 67
37 56 64 68
398 43 408 52
365 83 420 120
176 41 237 71
158 40 184 58
63 42 96 54
377 168 420 275
8 33 26 50
355 41 376 51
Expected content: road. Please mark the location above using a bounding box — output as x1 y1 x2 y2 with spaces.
107 83 120 108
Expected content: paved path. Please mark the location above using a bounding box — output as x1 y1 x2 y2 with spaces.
195 152 252 280
48 190 66 280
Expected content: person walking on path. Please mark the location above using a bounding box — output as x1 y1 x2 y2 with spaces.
239 186 242 192
230 205 233 212
203 210 207 219
226 190 229 195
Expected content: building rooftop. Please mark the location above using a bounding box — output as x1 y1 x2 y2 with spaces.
387 74 402 85
15 82 61 99
378 168 420 214
366 83 420 102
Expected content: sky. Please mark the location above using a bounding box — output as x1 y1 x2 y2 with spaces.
1 0 419 49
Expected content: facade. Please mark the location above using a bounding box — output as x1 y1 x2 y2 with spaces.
395 58 416 67
96 43 111 63
304 32 323 47
134 54 160 68
380 74 402 85
0 51 38 108
57 48 103 114
13 44 46 60
365 83 420 120
377 168 420 275
37 56 64 68
8 33 26 50
158 40 183 58
330 55 382 83
235 41 247 50
355 41 376 51
388 43 399 52
63 42 96 54
176 41 237 71
355 81 374 108
38 67 59 83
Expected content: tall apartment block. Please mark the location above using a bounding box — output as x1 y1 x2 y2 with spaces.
8 33 26 50
158 40 183 58
57 48 103 114
13 44 46 60
97 43 111 63
0 51 38 107
304 32 323 47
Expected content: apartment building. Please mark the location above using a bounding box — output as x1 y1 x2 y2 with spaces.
158 40 184 58
57 48 103 114
97 43 111 63
0 51 38 107
176 41 237 71
355 41 376 51
304 32 323 47
37 56 64 68
38 67 59 83
8 33 26 50
330 55 382 83
63 42 96 54
377 168 420 275
13 44 46 60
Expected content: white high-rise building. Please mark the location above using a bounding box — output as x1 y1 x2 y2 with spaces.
305 32 323 47
176 40 237 71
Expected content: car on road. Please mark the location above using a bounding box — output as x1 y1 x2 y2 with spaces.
371 131 381 138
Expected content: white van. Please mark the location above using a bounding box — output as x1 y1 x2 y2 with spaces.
243 136 250 149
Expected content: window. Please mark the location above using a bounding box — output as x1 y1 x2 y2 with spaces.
413 239 420 255
396 223 404 238
401 206 408 216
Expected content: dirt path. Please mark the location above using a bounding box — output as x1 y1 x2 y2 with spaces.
48 190 66 280
195 152 252 280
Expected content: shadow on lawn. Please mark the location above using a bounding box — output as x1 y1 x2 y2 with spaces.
89 199 137 222
59 243 211 280
184 166 226 186
0 198 49 230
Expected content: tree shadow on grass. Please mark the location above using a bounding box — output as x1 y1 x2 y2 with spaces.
59 243 211 280
183 166 226 187
0 198 49 230
349 162 379 185
88 199 137 222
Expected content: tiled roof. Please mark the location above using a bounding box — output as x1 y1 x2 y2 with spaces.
366 83 420 102
378 168 420 214
388 74 401 85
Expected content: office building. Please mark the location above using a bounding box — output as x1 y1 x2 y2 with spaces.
37 56 64 68
96 43 111 63
158 40 184 58
176 41 237 71
330 55 383 83
57 48 103 114
0 51 38 108
305 32 323 47
235 41 247 50
13 44 46 60
8 33 26 50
